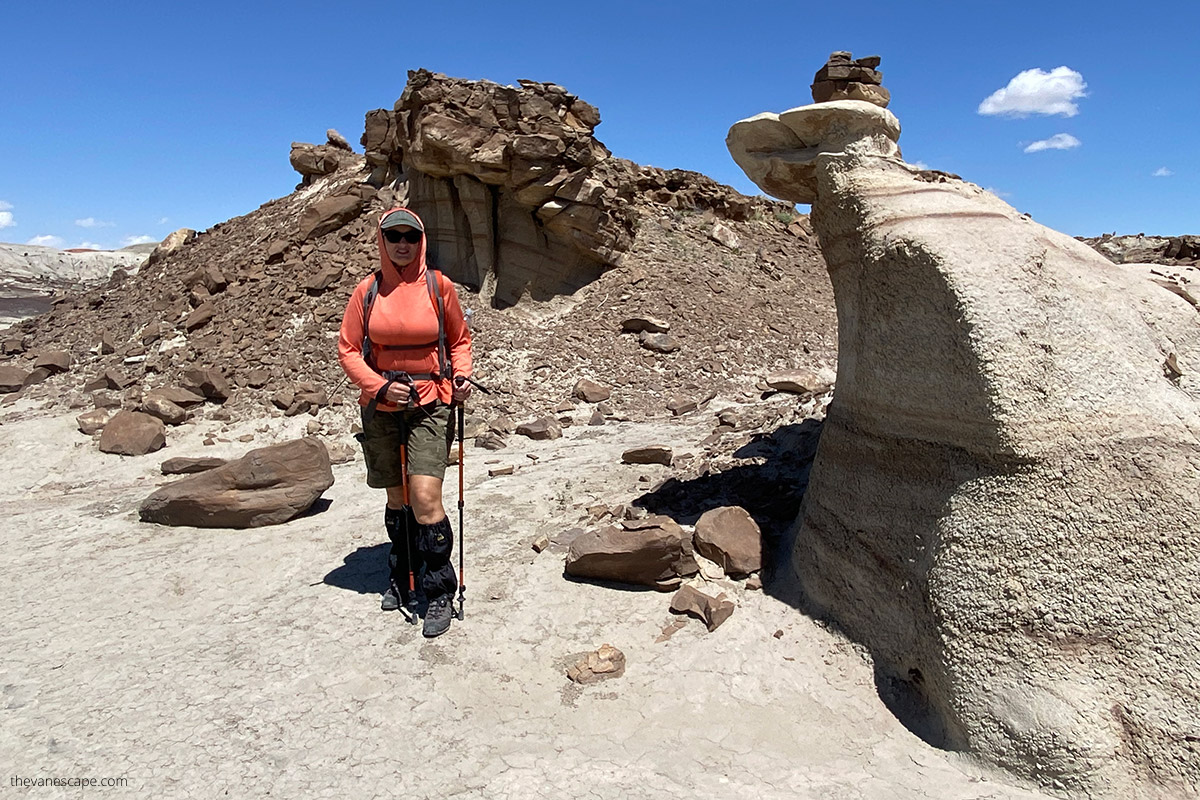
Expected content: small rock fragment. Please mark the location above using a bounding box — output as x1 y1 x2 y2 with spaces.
621 445 673 466
566 644 626 684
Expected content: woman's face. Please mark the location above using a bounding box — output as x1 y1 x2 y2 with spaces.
384 225 421 268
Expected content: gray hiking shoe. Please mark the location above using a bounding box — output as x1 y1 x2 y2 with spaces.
381 582 401 611
423 595 453 638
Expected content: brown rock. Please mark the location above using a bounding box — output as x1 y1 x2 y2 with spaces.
766 369 832 395
621 445 673 466
161 457 227 475
670 585 735 631
667 396 697 416
23 367 53 387
298 195 363 241
531 535 551 553
0 365 28 393
181 369 230 401
34 350 71 373
139 438 334 528
588 408 605 426
621 316 670 334
98 411 167 455
474 432 507 450
639 332 680 354
694 506 762 576
141 395 187 426
566 643 625 684
185 302 216 331
515 416 562 440
565 517 697 587
145 387 207 408
572 378 611 403
488 465 515 477
76 408 110 435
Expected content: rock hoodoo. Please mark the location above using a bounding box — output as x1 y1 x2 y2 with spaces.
361 69 637 306
729 57 1200 797
810 51 889 108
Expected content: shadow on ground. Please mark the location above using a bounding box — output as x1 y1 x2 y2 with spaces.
634 418 822 586
634 415 957 752
323 542 389 594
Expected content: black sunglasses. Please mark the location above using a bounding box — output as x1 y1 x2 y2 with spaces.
383 229 423 244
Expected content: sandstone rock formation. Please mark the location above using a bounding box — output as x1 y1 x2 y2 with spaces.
98 410 166 455
729 83 1200 796
362 69 637 306
139 438 334 528
811 51 889 108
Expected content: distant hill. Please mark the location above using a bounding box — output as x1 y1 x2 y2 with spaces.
0 242 149 329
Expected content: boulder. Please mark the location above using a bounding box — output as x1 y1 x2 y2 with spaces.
565 515 698 588
710 222 740 249
76 408 110 435
0 365 28 393
515 416 562 440
693 506 762 576
639 332 680 353
139 438 334 528
669 585 736 631
141 395 187 425
146 229 196 266
621 445 673 466
729 88 1200 796
98 411 166 455
180 369 230 401
298 195 363 241
572 378 611 403
34 350 70 373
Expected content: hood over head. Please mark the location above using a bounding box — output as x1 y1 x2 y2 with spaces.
376 205 427 284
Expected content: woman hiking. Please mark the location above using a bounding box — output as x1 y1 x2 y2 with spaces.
337 207 473 637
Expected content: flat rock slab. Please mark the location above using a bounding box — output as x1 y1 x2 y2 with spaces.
98 410 166 455
139 437 333 528
565 515 697 587
160 456 228 475
621 445 673 465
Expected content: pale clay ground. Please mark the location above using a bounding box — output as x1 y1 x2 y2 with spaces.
0 398 1055 800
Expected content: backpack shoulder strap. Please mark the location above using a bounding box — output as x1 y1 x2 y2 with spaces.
361 271 382 369
425 268 450 380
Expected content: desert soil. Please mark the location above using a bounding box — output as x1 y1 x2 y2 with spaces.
0 395 1057 800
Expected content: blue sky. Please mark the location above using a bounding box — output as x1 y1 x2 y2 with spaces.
1 1 1195 250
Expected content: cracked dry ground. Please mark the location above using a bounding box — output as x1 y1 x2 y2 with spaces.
0 399 1055 799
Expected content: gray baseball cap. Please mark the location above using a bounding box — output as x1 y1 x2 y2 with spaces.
380 209 424 232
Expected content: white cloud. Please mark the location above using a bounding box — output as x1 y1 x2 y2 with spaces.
0 200 12 211
121 234 157 246
158 217 170 225
1152 167 1173 177
74 217 114 228
979 67 1087 117
27 234 66 248
984 187 1014 199
0 211 14 230
1023 133 1081 153
910 160 930 170
77 241 106 250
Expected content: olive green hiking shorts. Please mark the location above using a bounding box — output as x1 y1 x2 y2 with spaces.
358 403 454 488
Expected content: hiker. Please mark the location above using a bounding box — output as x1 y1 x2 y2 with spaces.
337 206 473 637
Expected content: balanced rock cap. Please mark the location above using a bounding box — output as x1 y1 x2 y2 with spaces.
380 208 424 232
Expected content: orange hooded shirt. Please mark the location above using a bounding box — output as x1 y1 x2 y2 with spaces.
337 207 473 410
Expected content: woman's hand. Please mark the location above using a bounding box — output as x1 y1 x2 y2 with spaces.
384 381 411 405
452 376 473 404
